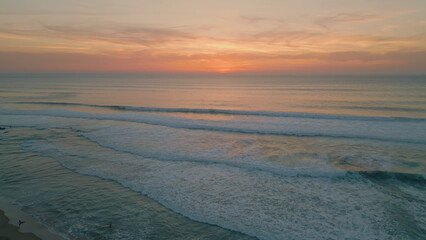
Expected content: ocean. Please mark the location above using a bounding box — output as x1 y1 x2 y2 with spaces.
0 73 425 239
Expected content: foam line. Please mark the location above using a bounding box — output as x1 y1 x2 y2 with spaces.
11 101 426 122
1 109 425 144
21 136 426 240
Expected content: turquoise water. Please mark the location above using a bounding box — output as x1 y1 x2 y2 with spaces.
0 73 425 239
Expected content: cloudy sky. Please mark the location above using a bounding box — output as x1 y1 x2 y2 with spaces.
0 0 425 73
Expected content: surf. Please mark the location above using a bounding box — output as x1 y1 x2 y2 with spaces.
1 108 425 144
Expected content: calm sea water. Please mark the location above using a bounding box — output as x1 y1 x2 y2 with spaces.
0 73 425 239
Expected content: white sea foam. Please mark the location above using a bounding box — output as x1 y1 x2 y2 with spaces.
1 108 425 144
3 110 425 239
21 133 423 240
3 74 426 240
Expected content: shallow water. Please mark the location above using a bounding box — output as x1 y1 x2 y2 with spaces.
0 73 425 239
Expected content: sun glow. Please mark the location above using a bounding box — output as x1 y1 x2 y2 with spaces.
0 0 425 73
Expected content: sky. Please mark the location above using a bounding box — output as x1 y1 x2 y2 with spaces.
0 0 425 73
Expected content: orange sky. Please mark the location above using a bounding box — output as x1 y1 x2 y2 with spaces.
0 0 425 73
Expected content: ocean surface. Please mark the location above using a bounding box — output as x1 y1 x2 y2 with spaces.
0 73 425 240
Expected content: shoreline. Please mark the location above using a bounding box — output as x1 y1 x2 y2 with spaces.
0 201 65 240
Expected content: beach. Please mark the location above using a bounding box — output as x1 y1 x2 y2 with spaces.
0 202 63 240
0 210 42 240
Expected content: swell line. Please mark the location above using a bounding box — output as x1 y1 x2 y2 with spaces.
1 110 426 144
11 101 426 122
78 133 347 179
24 129 426 184
82 133 426 183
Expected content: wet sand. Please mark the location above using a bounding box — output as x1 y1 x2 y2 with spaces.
0 202 64 240
0 210 42 240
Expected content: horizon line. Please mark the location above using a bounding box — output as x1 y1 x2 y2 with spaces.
1 71 426 77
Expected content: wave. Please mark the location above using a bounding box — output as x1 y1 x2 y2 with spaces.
79 132 426 182
1 109 426 144
78 133 346 179
24 130 426 185
341 106 426 113
21 134 426 240
358 171 426 185
11 101 426 122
